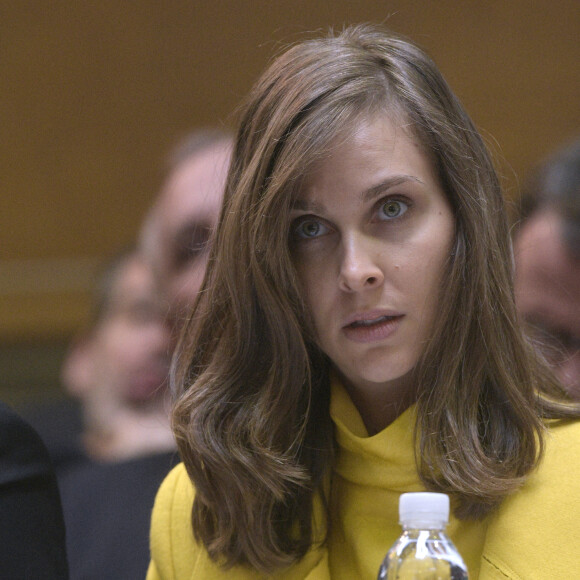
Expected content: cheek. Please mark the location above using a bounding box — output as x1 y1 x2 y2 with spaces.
420 249 448 287
401 232 453 311
296 262 328 316
105 333 140 370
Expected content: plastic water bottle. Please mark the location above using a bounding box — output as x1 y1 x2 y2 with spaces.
377 492 468 580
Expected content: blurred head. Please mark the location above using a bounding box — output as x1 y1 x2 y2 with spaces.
514 137 580 396
62 249 171 414
141 130 233 335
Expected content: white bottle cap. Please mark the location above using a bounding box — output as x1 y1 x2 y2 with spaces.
399 492 449 528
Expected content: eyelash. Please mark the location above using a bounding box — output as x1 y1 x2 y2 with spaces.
377 198 409 221
291 217 331 240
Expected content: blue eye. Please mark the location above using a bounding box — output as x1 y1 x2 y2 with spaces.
293 218 328 240
379 199 408 220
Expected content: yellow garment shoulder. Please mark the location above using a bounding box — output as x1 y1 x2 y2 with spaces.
479 418 580 579
147 463 331 579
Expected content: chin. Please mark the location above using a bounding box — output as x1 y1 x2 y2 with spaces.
342 364 415 391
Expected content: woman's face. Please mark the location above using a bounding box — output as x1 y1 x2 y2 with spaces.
290 114 455 403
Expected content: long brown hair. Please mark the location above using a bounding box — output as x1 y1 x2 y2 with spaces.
172 24 578 572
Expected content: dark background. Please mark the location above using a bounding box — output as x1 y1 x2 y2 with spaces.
1 1 579 407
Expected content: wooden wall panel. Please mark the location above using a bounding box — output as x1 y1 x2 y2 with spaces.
1 0 579 343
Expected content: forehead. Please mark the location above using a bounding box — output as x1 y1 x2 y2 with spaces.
161 148 228 228
298 113 433 198
515 210 580 329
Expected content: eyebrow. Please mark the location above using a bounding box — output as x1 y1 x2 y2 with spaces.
362 175 423 202
292 174 424 211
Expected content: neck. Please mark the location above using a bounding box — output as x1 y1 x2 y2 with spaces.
84 403 175 462
340 371 417 435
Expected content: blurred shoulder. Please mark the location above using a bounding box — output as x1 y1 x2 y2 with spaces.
0 400 38 441
0 401 53 484
0 402 69 578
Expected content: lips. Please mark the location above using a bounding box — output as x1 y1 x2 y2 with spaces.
342 311 403 343
348 314 395 327
343 309 402 327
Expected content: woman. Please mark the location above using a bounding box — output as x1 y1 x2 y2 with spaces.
147 24 580 579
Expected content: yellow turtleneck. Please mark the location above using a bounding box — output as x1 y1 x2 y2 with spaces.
328 380 486 578
147 379 580 579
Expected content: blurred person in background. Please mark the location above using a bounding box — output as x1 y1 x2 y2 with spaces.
140 128 233 339
0 401 69 578
61 246 174 462
513 137 580 398
57 246 176 580
18 128 232 579
59 129 232 579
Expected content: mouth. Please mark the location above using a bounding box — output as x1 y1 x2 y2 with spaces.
342 312 403 343
347 314 397 328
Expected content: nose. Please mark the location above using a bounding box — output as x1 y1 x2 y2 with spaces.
338 234 384 293
142 318 172 360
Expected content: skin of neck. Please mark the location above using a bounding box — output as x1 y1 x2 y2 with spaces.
337 367 418 435
83 398 175 462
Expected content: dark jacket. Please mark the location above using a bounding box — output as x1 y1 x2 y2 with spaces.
0 401 69 578
59 451 178 580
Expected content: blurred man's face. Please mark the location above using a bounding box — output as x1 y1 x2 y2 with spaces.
514 209 580 397
90 255 171 404
62 253 171 422
147 142 230 334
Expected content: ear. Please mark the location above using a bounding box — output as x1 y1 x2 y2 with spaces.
60 333 95 397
